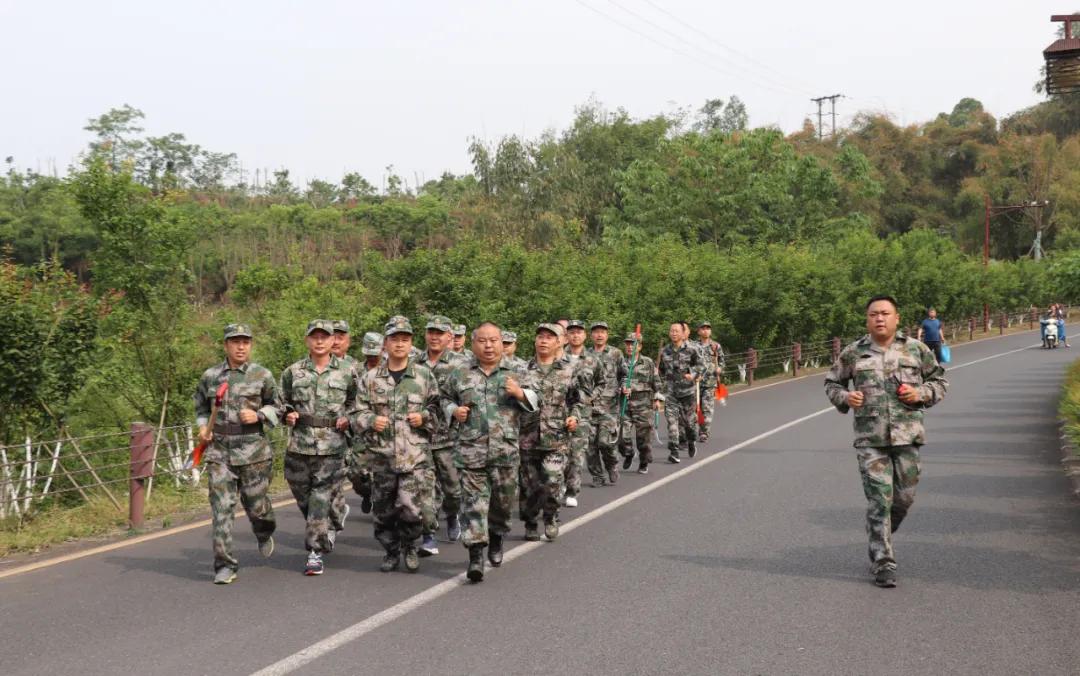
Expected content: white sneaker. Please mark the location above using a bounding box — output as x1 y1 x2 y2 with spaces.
564 495 578 508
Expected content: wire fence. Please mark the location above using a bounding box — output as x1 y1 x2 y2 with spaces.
0 303 1070 522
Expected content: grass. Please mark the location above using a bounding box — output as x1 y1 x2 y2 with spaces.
1060 358 1080 456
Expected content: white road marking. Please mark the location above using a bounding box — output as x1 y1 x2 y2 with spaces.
251 340 1042 675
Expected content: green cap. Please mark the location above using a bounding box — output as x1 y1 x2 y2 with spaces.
306 319 334 336
566 320 586 330
361 331 383 356
452 324 467 336
697 320 711 328
385 316 414 336
223 323 253 340
426 315 453 332
501 330 517 343
332 319 350 333
590 321 609 330
537 322 564 337
624 332 640 342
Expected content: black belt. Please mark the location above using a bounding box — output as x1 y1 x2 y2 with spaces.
214 421 264 436
297 413 340 429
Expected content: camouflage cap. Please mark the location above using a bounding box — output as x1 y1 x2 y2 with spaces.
590 320 609 330
624 332 641 342
223 323 253 340
361 331 384 356
501 330 517 343
425 315 453 332
332 319 350 333
697 320 712 328
385 316 414 336
537 322 565 337
305 319 335 336
452 324 467 336
566 320 586 330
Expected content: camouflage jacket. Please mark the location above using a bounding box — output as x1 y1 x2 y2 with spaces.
564 348 604 419
420 349 470 450
194 361 280 466
590 345 629 410
280 355 357 456
658 342 704 399
824 333 948 448
691 339 725 385
621 355 663 411
520 356 593 456
502 354 528 374
353 359 440 472
441 360 539 468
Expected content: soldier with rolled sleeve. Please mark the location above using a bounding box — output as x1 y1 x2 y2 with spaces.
352 317 440 573
195 323 280 585
280 319 358 576
824 295 948 588
441 321 539 581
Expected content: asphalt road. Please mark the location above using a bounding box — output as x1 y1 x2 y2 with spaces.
2 329 1077 675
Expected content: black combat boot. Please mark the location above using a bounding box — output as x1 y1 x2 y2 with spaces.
380 545 400 573
488 532 504 567
467 544 485 582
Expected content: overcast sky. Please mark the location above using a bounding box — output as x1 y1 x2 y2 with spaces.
0 1 1069 188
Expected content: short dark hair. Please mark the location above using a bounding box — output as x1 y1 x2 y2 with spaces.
865 295 899 311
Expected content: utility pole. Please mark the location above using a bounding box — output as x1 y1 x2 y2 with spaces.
810 94 842 140
983 195 1049 330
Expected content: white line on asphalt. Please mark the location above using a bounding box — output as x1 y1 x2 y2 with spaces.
251 340 1042 675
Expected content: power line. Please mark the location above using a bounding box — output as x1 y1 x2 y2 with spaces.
598 0 808 97
637 0 818 97
572 0 801 97
810 93 842 140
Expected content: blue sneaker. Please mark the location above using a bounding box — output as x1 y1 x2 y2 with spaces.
446 514 461 542
419 534 439 557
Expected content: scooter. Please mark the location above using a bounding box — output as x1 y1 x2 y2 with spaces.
1041 317 1059 349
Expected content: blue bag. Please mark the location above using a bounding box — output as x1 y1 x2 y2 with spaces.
940 344 951 364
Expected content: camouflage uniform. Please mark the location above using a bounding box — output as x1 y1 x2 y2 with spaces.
562 329 601 497
658 341 704 459
618 336 664 468
346 331 384 502
691 328 725 441
329 320 361 534
441 357 538 547
280 321 358 556
353 318 440 559
588 328 628 482
519 329 593 529
450 324 468 356
501 331 528 373
419 316 467 537
824 332 947 575
195 324 280 575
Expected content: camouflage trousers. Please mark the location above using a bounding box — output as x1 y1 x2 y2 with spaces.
423 446 462 535
346 447 372 499
519 451 566 525
459 464 518 547
619 405 655 466
586 409 620 480
664 394 698 457
698 380 716 439
208 459 276 573
857 445 921 574
371 462 426 552
284 453 344 554
562 419 590 499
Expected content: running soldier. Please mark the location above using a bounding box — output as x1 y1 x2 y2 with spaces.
418 314 467 555
691 320 725 442
347 331 384 514
352 317 440 573
589 321 627 484
520 323 592 541
195 323 280 585
618 332 663 474
451 324 468 354
658 321 704 463
825 295 947 588
441 322 539 581
501 331 527 372
329 320 359 541
562 319 601 505
280 319 357 576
